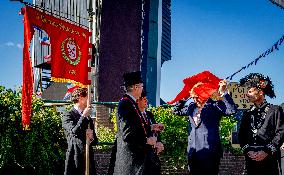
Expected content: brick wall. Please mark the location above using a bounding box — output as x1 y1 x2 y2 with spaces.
219 152 246 175
94 149 112 175
93 149 246 175
95 105 114 129
160 156 189 175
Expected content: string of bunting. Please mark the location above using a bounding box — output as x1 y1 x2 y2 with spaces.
226 34 284 80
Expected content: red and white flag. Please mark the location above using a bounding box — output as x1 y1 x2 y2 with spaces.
63 83 79 100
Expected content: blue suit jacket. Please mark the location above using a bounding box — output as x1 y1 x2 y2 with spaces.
174 94 237 159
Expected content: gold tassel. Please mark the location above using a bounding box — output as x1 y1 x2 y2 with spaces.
51 77 88 88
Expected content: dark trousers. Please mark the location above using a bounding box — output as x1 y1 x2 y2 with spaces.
188 151 220 175
245 154 281 175
143 148 161 175
64 146 96 175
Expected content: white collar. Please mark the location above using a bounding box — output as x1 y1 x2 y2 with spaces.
74 105 83 115
126 93 137 101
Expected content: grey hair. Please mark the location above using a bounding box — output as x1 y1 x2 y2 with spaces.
121 85 134 93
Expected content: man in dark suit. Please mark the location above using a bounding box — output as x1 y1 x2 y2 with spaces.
62 87 98 175
238 73 284 175
113 71 156 175
171 71 237 175
137 91 164 175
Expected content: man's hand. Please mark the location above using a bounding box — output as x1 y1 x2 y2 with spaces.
249 151 268 161
155 142 164 154
253 151 268 161
218 79 228 96
280 143 284 151
247 151 257 159
147 136 157 146
86 129 94 142
151 123 165 132
82 105 93 117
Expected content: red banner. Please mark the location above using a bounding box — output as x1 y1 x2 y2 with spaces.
22 7 34 129
22 6 91 129
24 6 91 87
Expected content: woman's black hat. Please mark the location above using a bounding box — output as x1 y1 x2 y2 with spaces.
239 73 275 98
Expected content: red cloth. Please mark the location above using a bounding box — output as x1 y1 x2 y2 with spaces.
24 6 91 87
167 71 221 104
22 7 35 129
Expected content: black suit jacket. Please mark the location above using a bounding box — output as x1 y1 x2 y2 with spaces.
114 94 147 175
62 107 98 175
143 110 162 175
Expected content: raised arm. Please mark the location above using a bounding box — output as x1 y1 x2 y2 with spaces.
215 93 237 115
215 79 237 115
62 110 86 136
172 100 189 116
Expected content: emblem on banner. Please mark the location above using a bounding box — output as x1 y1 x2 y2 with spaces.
61 37 82 65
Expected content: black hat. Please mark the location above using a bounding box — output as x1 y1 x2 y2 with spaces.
123 71 143 87
239 73 275 98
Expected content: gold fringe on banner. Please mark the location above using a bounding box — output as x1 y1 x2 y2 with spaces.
51 77 89 88
23 124 31 131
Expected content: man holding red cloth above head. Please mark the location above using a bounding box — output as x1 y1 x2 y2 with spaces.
168 71 237 175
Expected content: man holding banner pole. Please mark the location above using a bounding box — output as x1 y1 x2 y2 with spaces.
62 87 98 175
20 4 95 175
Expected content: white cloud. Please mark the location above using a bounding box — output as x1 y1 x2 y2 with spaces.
2 41 23 49
5 42 15 46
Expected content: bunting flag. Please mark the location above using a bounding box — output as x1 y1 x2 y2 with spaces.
226 34 284 80
43 54 51 63
22 6 91 129
63 83 79 100
39 36 50 46
32 25 43 32
36 91 42 98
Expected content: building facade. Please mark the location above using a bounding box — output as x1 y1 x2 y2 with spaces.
31 0 171 127
141 0 171 106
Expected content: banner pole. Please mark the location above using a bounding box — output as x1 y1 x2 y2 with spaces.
85 0 94 175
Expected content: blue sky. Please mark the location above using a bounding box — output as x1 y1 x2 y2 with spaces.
0 1 25 91
161 0 284 105
0 0 284 105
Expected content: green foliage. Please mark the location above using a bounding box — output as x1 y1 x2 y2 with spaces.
220 115 237 146
220 115 242 154
0 86 65 175
110 108 118 133
149 106 188 169
95 126 116 150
